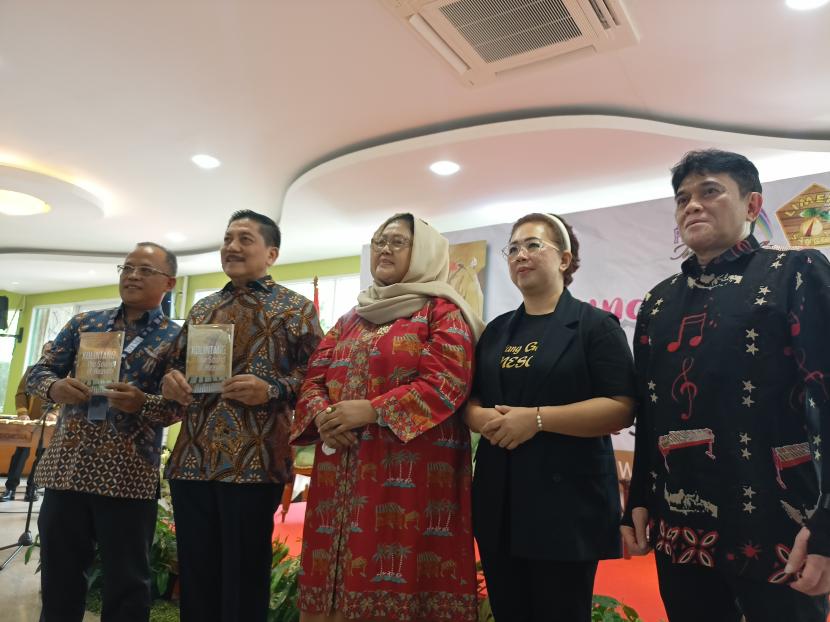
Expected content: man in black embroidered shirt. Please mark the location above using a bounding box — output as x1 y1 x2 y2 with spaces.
622 150 830 621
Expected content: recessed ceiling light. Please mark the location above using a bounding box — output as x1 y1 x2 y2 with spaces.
191 154 221 169
0 189 51 216
429 160 461 176
166 232 186 243
786 0 829 10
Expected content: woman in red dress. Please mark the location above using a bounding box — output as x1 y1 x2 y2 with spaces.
291 213 483 622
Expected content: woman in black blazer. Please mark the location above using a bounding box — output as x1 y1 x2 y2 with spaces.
466 213 636 622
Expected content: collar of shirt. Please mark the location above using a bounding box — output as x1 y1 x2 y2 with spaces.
681 235 760 277
221 275 275 294
112 304 164 328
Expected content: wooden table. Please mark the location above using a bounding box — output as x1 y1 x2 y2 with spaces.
0 417 56 477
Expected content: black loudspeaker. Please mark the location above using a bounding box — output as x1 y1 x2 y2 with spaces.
0 296 7 331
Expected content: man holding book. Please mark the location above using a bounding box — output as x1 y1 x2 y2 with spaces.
27 242 180 622
160 210 323 622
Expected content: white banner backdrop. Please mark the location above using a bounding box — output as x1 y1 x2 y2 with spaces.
361 170 830 452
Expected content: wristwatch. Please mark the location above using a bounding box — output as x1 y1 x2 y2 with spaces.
266 383 282 402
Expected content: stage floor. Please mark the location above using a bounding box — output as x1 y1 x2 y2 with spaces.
274 501 669 622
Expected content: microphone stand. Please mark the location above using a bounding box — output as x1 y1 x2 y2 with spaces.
0 415 48 570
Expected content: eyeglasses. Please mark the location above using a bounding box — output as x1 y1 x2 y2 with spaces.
370 235 412 253
117 264 172 278
500 238 559 260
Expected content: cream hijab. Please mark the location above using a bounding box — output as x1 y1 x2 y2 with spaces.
356 215 485 340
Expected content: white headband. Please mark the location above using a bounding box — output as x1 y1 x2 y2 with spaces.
541 213 571 253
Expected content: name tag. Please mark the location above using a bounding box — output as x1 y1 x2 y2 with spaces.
123 336 144 355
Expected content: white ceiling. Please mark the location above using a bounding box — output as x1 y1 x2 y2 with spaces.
1 0 829 293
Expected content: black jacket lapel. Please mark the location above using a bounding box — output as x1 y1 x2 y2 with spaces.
518 289 580 406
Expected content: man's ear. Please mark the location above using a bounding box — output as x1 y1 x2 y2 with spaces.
746 191 763 223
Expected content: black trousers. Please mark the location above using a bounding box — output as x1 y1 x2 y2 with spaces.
656 553 830 622
479 544 599 622
4 445 44 492
38 489 157 622
169 479 283 622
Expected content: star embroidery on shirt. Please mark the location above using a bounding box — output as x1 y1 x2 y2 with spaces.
758 286 771 295
650 393 658 403
656 298 664 306
743 501 756 514
746 343 759 355
742 486 756 498
742 396 754 407
809 398 816 408
650 471 658 479
742 380 756 392
815 450 822 461
648 381 656 391
754 297 767 306
776 253 786 260
796 272 803 290
651 307 661 316
770 260 782 269
741 448 752 459
814 435 821 446
745 329 758 340
739 433 751 444
652 483 657 492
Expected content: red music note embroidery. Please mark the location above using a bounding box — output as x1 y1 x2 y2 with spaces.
667 313 706 352
788 312 801 337
784 347 829 401
671 357 698 420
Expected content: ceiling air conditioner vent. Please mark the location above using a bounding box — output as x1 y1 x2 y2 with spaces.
382 0 639 86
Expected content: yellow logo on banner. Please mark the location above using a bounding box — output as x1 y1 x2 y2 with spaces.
775 183 830 248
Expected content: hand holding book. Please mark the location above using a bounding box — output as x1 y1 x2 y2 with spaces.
103 382 146 414
49 377 93 405
161 370 194 406
221 374 270 406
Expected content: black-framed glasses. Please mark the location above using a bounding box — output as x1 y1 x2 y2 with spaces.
500 238 559 261
370 235 412 253
117 264 172 278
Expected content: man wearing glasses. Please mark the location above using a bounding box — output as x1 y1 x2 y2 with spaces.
28 242 180 622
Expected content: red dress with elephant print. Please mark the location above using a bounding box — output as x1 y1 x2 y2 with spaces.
291 298 477 621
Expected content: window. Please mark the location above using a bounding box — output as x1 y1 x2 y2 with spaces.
281 275 360 333
26 298 120 367
0 311 21 407
192 276 360 333
192 289 214 305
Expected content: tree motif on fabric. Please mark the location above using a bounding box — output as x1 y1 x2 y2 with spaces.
381 450 419 488
424 500 457 537
371 543 411 584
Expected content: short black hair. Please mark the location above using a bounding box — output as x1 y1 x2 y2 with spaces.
671 149 762 197
228 210 281 248
136 242 178 276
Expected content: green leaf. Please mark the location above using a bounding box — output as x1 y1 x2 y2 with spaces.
622 603 640 621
